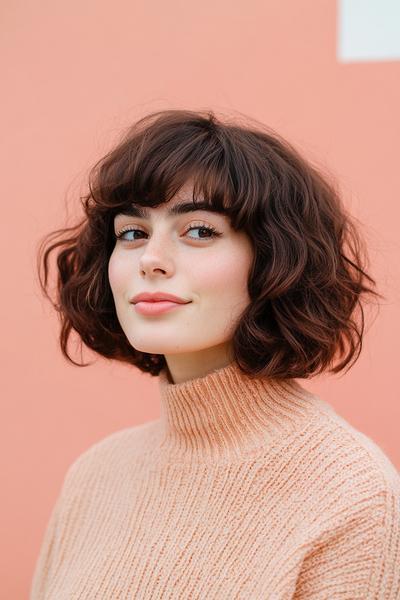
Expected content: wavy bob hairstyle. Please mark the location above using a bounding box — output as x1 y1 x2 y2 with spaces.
37 108 383 379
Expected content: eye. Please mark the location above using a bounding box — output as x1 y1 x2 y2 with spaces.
114 223 222 242
114 227 146 242
183 223 221 240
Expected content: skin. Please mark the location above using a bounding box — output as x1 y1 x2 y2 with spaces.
108 181 254 384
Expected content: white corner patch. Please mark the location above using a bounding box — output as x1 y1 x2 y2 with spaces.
338 0 400 62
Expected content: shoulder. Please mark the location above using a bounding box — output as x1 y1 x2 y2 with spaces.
61 419 158 487
307 399 399 492
287 399 400 596
289 396 400 532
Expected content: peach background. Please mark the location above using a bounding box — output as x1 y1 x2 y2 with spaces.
1 1 399 596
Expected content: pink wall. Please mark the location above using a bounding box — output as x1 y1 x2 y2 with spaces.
1 1 399 596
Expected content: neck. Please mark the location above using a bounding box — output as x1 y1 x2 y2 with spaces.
156 360 319 463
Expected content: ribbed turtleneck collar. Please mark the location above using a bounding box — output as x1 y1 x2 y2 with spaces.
156 360 323 462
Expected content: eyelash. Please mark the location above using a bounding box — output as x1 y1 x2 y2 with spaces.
114 223 222 242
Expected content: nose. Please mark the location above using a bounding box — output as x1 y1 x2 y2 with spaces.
138 235 173 277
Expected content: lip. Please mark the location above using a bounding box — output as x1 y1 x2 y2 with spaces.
134 300 188 316
130 291 191 304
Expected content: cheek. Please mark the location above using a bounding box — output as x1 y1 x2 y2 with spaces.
195 245 252 302
108 251 130 294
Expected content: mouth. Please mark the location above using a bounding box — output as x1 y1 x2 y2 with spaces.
133 300 191 316
131 293 190 304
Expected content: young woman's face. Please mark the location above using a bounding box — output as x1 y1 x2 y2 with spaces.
108 182 254 379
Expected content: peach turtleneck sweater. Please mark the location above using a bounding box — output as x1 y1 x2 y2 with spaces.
30 361 400 599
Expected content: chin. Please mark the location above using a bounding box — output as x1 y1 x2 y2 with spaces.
128 339 179 354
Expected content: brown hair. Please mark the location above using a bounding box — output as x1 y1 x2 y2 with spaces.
36 108 383 379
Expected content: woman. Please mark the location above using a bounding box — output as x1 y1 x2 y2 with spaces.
31 109 400 598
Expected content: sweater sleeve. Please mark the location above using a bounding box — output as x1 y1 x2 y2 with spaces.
30 482 68 599
29 431 128 599
29 457 83 600
293 483 400 599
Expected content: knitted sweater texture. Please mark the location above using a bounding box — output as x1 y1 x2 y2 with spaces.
30 361 400 599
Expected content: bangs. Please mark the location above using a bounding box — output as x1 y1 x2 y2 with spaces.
94 110 262 231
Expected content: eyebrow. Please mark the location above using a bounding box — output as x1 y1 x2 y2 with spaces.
115 201 227 219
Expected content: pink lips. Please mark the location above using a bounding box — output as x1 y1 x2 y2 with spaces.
131 291 190 304
134 300 187 316
130 292 191 316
